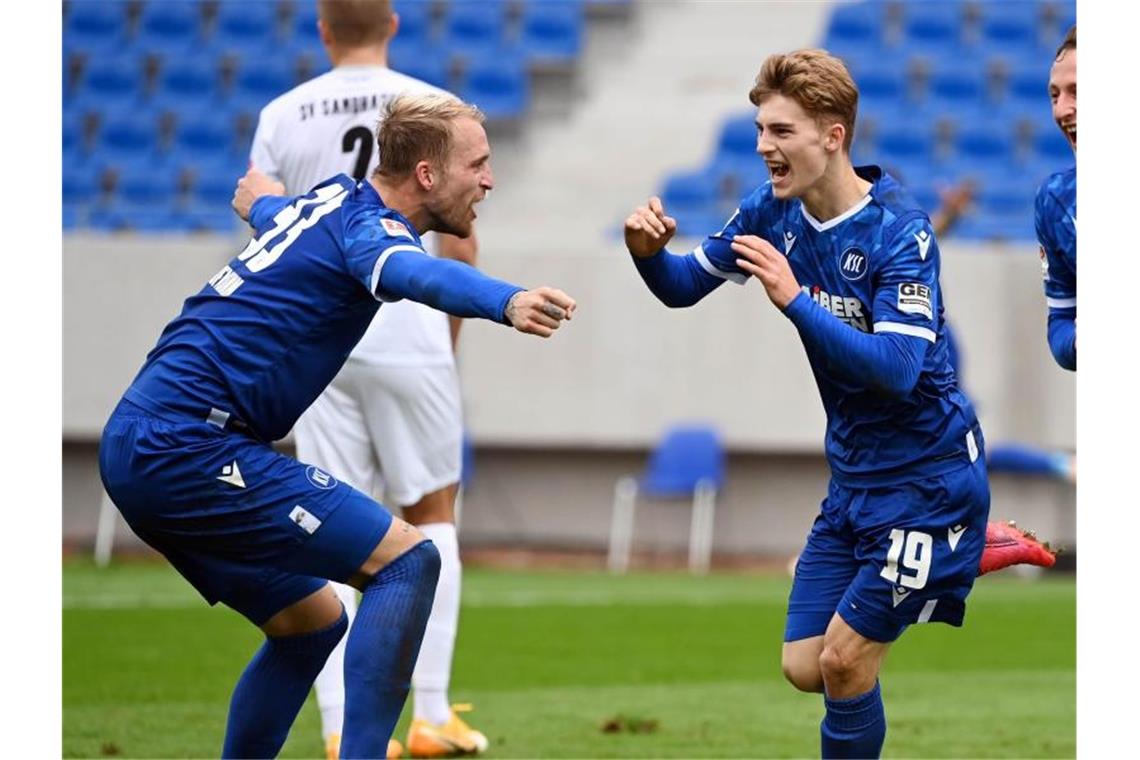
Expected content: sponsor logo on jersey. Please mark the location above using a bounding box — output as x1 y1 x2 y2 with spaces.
1039 245 1050 281
897 282 932 320
948 524 967 551
838 246 868 281
803 285 869 332
914 228 932 260
381 218 414 240
892 585 910 607
208 265 245 297
289 505 322 534
306 466 338 490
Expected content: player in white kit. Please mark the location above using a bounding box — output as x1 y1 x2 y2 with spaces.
249 2 486 757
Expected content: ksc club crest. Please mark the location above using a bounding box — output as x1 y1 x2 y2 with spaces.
839 247 868 282
306 466 338 490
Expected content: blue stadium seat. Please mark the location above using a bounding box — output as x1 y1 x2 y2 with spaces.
214 1 281 49
232 59 296 104
114 165 179 208
63 163 103 206
65 1 127 54
182 204 243 234
136 1 203 51
1033 126 1072 163
901 1 965 51
174 110 238 159
607 424 726 574
824 1 885 49
444 0 510 64
979 2 1042 55
392 0 433 44
875 121 935 164
660 169 721 214
98 115 160 162
1008 62 1049 104
460 57 529 123
715 113 759 163
954 209 1036 243
520 1 584 67
158 59 220 102
954 123 1013 163
88 200 187 234
975 179 1036 218
291 1 320 43
849 64 905 106
927 65 985 107
191 163 243 208
389 38 451 90
78 56 144 108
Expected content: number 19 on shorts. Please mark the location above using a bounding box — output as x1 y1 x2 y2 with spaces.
879 529 933 590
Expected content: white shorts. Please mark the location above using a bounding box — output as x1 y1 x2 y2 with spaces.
292 359 463 509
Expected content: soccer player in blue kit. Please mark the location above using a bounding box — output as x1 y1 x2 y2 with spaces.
1036 26 1076 371
98 94 575 759
624 49 992 758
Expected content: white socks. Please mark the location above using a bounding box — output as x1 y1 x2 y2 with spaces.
412 522 461 726
313 581 358 742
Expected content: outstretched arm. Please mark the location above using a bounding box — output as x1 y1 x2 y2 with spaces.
437 232 479 349
377 250 576 338
624 196 723 307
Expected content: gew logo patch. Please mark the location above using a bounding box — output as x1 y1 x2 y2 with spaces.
306 466 338 490
839 247 867 281
897 282 932 320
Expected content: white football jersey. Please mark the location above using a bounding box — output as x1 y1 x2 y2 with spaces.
250 63 455 367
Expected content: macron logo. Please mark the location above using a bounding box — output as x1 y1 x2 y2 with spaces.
217 461 246 489
783 230 797 256
914 229 932 261
948 524 967 552
891 586 910 608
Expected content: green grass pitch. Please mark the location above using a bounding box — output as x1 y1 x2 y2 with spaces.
63 559 1074 758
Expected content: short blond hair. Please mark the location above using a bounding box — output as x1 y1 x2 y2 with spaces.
1055 25 1076 60
318 0 393 47
749 49 859 152
374 93 486 179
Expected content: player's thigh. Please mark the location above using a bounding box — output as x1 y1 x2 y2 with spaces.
840 459 990 644
292 369 378 496
358 363 463 509
785 496 861 644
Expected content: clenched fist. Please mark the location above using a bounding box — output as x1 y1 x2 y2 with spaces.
624 196 677 258
504 287 577 338
233 168 286 222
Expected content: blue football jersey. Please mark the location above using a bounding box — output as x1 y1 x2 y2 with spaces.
694 166 979 485
124 175 433 442
1035 166 1077 312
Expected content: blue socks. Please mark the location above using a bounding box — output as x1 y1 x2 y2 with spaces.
821 681 886 759
341 540 442 759
222 607 349 759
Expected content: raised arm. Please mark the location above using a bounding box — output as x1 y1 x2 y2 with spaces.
624 196 725 307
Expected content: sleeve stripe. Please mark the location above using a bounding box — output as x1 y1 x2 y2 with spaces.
874 321 937 343
693 244 748 285
369 244 426 302
1046 296 1077 309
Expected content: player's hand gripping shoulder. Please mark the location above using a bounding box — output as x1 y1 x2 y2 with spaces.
232 168 286 221
504 287 577 338
624 197 677 258
731 234 801 309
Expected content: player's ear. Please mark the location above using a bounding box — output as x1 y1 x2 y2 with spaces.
317 18 333 49
414 160 434 191
388 12 400 41
824 122 845 154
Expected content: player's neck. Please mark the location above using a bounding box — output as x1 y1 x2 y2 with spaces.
369 177 430 233
329 45 388 68
799 160 872 224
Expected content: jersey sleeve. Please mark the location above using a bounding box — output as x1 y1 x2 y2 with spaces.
249 105 281 182
869 214 940 344
1035 184 1076 309
341 206 428 302
689 187 776 285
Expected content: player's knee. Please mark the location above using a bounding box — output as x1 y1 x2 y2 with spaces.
818 643 859 684
374 539 441 593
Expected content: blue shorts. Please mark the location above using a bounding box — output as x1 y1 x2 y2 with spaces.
785 456 990 643
99 399 393 626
